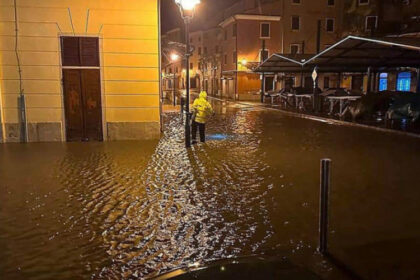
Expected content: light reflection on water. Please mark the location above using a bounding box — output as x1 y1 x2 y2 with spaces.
1 100 420 279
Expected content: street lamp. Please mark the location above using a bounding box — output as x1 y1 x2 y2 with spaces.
174 0 200 148
170 53 180 106
170 53 180 62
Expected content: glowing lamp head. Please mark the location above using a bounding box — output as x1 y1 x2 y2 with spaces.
170 53 180 62
241 59 247 66
175 0 200 10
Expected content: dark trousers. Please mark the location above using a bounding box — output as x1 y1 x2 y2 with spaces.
192 121 206 142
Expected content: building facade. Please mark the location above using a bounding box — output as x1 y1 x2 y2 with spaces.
0 0 161 143
220 14 282 100
161 0 419 102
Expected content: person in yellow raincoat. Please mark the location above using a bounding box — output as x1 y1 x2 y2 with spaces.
191 91 214 143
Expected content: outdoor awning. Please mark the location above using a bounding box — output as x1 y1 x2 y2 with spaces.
255 36 420 73
254 54 310 73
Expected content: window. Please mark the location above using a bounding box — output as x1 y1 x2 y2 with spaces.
327 0 334 6
359 0 369 5
290 44 300 54
260 49 269 62
397 72 411 92
292 16 300 31
260 23 270 38
365 16 378 31
61 37 99 67
198 47 201 55
292 0 301 4
379 73 388 91
224 54 227 64
190 62 193 69
233 51 237 64
233 23 237 37
326 18 334 32
324 77 330 89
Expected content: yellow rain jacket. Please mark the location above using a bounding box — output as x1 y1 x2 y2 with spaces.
192 91 214 124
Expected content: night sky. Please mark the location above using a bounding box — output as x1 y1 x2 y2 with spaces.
161 0 240 33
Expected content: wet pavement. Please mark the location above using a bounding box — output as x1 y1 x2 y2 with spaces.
1 99 420 279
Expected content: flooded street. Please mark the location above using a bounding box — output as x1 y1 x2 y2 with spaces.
1 99 420 279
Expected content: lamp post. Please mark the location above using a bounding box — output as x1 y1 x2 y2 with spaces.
170 53 180 106
174 0 200 148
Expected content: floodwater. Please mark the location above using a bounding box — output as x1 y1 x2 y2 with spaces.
1 99 420 280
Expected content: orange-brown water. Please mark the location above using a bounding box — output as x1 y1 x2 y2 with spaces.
1 100 420 279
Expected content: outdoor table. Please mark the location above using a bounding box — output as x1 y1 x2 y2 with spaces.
327 95 362 118
280 93 295 108
295 94 313 111
267 93 280 105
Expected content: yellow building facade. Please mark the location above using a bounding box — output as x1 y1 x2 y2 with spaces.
0 0 161 142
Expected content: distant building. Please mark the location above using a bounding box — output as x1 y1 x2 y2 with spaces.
342 0 420 37
162 28 185 101
162 0 420 101
0 0 161 143
219 14 282 100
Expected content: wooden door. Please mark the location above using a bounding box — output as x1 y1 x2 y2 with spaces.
63 70 84 141
63 69 103 141
81 70 102 141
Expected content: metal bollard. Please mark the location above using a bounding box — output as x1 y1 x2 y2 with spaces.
319 158 331 255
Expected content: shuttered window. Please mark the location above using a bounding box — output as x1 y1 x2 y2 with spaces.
61 37 99 67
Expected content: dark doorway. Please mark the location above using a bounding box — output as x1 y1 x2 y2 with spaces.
265 76 274 91
285 77 294 90
61 36 102 141
352 75 364 92
190 77 197 89
304 76 313 89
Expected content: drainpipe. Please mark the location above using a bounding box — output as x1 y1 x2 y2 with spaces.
158 0 163 133
14 0 27 142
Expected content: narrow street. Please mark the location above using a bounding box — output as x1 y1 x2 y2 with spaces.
1 99 420 279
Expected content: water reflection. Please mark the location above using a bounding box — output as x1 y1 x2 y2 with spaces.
1 100 420 280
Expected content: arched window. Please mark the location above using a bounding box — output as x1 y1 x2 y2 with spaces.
397 72 411 92
379 73 388 91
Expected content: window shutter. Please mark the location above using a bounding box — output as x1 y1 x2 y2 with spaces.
61 37 80 66
80 37 99 66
